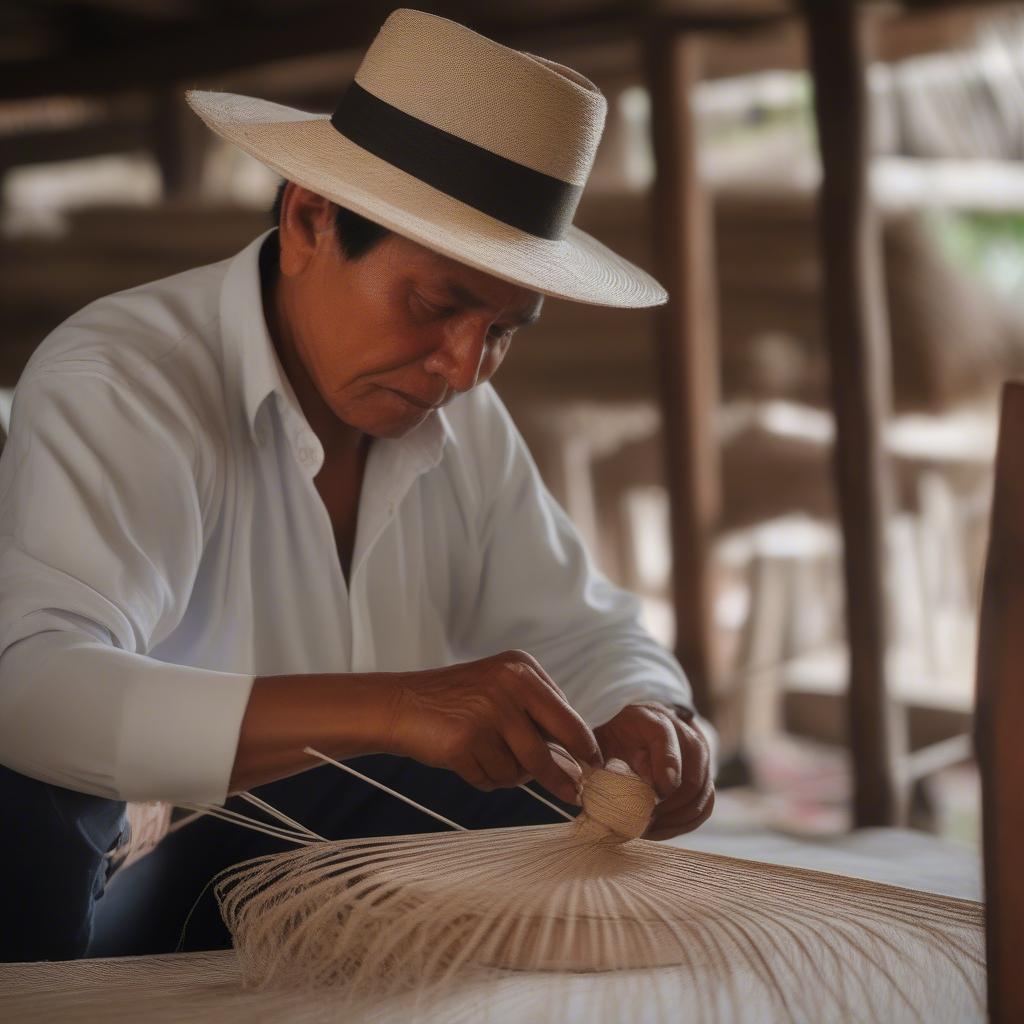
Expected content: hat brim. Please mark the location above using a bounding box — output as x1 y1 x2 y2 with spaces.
186 90 667 309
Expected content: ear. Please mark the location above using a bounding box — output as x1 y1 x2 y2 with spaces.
277 183 336 277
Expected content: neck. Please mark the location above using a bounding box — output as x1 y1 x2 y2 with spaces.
261 264 366 458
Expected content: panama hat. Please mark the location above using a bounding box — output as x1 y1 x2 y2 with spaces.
186 8 666 308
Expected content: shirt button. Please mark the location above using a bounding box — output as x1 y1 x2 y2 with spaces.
298 433 322 462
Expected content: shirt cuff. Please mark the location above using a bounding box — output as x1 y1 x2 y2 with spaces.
117 658 255 804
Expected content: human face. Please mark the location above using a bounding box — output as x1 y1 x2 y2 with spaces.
276 200 543 440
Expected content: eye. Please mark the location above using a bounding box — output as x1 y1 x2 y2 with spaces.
413 292 455 319
488 325 515 343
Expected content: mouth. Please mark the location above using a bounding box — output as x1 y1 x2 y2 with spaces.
382 386 443 410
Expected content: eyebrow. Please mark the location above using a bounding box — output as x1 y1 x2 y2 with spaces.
442 279 543 327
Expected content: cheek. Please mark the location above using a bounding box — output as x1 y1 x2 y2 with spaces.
310 313 398 390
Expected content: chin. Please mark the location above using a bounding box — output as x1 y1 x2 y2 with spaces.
365 410 431 440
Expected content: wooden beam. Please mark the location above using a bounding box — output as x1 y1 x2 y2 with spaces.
701 2 1022 82
0 109 150 171
0 2 791 101
975 380 1024 1024
875 2 1023 64
0 5 386 100
803 0 903 827
645 29 722 719
32 0 200 18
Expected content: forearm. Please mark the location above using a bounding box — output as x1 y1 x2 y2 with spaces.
229 672 399 793
235 651 599 806
0 630 593 806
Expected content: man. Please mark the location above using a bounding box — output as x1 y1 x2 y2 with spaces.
0 9 715 961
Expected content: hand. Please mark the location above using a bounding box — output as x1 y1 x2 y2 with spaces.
381 650 601 806
594 701 714 840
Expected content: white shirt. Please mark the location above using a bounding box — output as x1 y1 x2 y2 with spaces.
0 230 699 806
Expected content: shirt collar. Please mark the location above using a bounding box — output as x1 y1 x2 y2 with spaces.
218 228 454 467
219 228 285 444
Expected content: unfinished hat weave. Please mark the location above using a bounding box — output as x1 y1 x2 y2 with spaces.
186 8 667 308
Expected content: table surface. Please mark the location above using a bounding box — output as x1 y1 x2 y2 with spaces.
0 824 983 1023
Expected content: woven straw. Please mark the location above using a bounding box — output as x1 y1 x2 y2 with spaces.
185 9 667 308
207 760 984 1022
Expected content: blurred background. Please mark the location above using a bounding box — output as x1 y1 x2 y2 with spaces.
3 0 1023 849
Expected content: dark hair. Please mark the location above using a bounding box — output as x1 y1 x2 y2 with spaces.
269 179 391 261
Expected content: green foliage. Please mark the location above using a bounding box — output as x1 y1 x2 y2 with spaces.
929 210 1024 301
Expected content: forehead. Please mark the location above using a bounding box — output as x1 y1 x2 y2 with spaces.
386 233 542 312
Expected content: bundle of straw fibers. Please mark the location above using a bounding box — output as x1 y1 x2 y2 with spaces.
210 756 984 1022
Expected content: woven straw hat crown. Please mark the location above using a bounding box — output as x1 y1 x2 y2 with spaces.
357 9 607 190
186 8 667 307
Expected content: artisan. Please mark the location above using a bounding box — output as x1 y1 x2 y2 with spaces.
0 9 715 961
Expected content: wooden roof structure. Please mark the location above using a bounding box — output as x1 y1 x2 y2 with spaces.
0 0 1013 826
0 0 1013 102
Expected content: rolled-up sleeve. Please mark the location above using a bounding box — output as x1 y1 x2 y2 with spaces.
0 370 254 803
455 388 717 766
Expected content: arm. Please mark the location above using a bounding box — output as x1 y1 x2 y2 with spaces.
0 370 252 802
230 652 600 805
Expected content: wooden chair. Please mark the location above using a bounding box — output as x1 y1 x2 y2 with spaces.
975 380 1024 1022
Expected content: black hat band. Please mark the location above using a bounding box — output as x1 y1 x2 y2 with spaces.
330 81 583 241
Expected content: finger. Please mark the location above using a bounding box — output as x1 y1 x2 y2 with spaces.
520 672 601 770
452 753 494 793
512 651 573 703
547 743 586 788
651 790 716 839
504 709 582 805
647 711 683 799
647 786 715 840
629 747 654 790
647 742 713 827
650 778 714 827
475 735 529 789
673 716 711 794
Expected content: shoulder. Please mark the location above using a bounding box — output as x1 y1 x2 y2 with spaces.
21 255 232 398
12 257 239 516
17 256 234 447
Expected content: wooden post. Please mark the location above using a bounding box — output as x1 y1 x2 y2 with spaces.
645 30 721 719
975 381 1024 1024
804 0 903 827
152 88 207 201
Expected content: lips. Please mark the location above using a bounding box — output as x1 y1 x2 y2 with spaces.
384 386 443 410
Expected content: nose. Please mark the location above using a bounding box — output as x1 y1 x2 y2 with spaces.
423 323 488 395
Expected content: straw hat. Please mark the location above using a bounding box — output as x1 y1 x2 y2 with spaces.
185 8 666 308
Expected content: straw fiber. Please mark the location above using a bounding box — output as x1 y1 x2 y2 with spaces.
204 759 984 1022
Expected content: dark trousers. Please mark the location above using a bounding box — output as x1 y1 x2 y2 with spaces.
2 757 574 962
